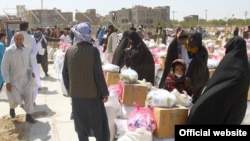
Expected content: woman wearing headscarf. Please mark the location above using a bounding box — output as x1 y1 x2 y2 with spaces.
159 30 209 103
188 36 250 124
62 22 110 141
233 27 239 37
124 30 155 85
111 30 129 69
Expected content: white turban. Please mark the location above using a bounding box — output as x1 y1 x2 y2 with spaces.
71 22 92 44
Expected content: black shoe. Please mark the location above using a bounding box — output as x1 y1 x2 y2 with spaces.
26 114 36 123
10 109 15 118
63 93 69 97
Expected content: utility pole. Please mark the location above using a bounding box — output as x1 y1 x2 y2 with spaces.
245 11 248 25
41 0 43 9
205 9 208 21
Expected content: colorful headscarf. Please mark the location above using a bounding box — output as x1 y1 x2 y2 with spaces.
71 22 92 44
184 36 199 53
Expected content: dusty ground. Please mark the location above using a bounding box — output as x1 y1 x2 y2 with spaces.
0 111 48 141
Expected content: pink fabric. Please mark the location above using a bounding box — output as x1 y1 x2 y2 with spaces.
247 50 250 58
108 84 122 100
59 41 71 51
127 102 156 133
118 81 124 101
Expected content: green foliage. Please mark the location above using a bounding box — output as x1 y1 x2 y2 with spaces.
152 21 168 28
169 18 250 27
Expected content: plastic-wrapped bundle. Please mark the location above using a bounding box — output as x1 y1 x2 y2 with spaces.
120 67 138 84
127 102 156 133
171 89 193 107
105 84 122 141
102 63 120 72
145 89 176 108
58 41 71 52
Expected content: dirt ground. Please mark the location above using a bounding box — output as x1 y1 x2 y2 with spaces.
0 111 48 141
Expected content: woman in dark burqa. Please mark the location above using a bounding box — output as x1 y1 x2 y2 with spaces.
188 36 250 124
159 30 209 103
233 27 239 37
112 30 129 69
124 30 155 85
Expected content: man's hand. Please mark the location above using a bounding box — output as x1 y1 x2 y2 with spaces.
32 73 35 78
125 47 131 52
6 83 12 92
177 29 184 39
102 96 108 103
102 44 107 53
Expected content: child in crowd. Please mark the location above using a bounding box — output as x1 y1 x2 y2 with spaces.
163 59 193 96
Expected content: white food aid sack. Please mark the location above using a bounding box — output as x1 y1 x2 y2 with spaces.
171 89 193 107
120 67 138 83
117 127 153 141
102 63 120 72
146 89 176 108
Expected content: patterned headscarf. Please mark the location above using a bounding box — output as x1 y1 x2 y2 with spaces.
71 22 92 44
179 30 202 54
34 30 42 40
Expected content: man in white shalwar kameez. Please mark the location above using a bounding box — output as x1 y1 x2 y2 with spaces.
103 25 118 64
10 22 39 104
2 32 36 123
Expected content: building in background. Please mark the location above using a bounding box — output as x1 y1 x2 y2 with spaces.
105 5 170 29
1 5 170 31
183 15 199 22
75 9 101 25
16 5 73 28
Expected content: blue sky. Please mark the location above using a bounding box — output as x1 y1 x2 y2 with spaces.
0 0 249 21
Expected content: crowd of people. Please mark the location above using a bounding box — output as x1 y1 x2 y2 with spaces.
0 22 66 123
0 21 249 141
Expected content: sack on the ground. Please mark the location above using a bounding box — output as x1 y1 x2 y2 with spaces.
117 127 152 141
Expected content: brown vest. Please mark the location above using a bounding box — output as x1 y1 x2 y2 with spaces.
65 42 98 99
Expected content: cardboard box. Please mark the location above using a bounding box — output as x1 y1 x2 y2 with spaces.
153 107 189 139
103 71 120 87
121 83 148 106
48 41 58 48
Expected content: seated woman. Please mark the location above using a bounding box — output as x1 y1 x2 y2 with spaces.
124 30 155 85
163 59 193 97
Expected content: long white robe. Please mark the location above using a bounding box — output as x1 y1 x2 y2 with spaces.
1 44 35 114
22 32 40 101
11 32 39 101
103 32 118 64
